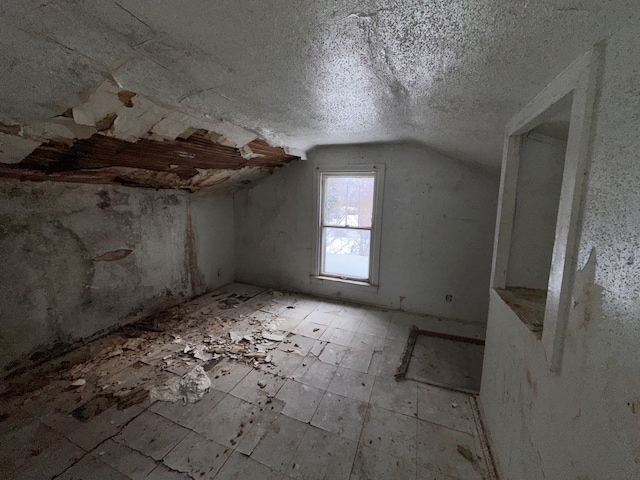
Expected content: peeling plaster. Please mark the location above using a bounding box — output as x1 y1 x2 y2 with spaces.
570 248 604 332
0 79 296 190
1 2 638 166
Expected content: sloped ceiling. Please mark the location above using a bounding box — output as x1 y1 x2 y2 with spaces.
0 0 638 179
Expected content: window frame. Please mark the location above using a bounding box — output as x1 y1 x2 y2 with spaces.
312 164 385 286
490 45 603 371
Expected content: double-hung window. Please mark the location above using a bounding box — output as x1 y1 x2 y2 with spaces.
314 165 384 285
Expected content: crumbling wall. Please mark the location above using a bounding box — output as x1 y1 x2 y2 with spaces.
480 18 640 480
0 180 217 374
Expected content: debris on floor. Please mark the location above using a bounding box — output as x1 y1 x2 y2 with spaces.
0 283 497 480
150 366 212 403
0 284 308 411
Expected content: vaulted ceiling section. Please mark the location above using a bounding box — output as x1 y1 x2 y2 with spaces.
0 0 638 185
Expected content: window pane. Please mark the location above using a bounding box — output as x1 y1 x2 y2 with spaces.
323 175 375 228
322 227 370 279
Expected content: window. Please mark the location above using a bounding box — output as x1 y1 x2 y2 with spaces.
314 165 384 285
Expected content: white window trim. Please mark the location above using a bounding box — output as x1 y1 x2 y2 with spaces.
311 164 385 287
490 44 603 372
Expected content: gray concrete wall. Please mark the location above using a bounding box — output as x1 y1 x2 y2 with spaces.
190 190 236 291
0 180 235 373
480 18 640 479
234 142 499 324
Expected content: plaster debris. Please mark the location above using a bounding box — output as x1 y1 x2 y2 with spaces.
122 338 145 350
262 331 286 342
150 111 221 141
150 365 211 403
257 380 267 389
0 132 41 164
72 80 169 142
23 117 96 143
210 120 257 148
192 345 214 362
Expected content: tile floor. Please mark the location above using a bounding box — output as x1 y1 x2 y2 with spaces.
0 284 494 479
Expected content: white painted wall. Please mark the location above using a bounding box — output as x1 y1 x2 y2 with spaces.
234 142 499 324
481 18 640 479
506 134 567 290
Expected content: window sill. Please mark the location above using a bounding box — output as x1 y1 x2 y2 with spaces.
310 275 378 289
493 287 545 339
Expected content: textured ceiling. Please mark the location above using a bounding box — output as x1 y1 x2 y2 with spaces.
0 1 638 167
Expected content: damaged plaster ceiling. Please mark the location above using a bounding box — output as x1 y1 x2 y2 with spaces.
0 1 639 181
0 80 297 191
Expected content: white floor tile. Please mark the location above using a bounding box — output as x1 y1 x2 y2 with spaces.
114 411 190 461
288 425 357 480
370 376 418 417
230 369 286 404
163 431 231 479
360 406 417 463
93 439 156 480
276 379 324 423
311 391 367 441
291 356 337 390
351 444 417 480
249 414 309 472
328 367 375 403
417 419 486 480
417 385 475 434
215 451 285 480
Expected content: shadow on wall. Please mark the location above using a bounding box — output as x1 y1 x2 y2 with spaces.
0 181 200 375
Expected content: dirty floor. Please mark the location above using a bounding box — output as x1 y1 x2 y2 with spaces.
0 284 495 480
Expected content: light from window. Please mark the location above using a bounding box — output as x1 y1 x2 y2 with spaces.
320 174 375 280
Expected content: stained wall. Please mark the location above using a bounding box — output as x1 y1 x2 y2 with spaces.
480 18 640 479
0 180 234 373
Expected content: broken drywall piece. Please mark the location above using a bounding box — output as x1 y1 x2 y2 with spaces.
110 95 169 142
150 111 222 141
262 331 286 342
95 113 118 132
0 132 41 164
23 117 97 143
210 120 257 148
239 145 253 160
123 338 145 350
73 80 123 127
192 345 214 362
149 365 211 403
72 79 169 142
107 348 123 358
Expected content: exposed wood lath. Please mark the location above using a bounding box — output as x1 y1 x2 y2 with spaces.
0 133 298 191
